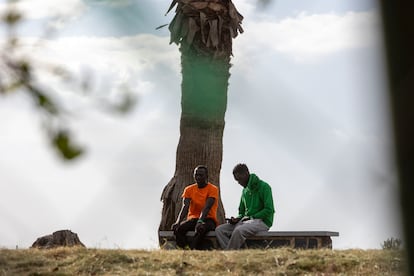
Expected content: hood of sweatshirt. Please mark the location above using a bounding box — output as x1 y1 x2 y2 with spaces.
246 173 260 191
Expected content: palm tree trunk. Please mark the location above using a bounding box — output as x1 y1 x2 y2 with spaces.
159 0 243 234
159 46 230 231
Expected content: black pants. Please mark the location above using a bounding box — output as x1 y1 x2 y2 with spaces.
175 218 216 250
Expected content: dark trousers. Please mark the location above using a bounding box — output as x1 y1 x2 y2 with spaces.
175 218 216 250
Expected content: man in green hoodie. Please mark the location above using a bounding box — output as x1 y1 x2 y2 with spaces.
216 163 275 250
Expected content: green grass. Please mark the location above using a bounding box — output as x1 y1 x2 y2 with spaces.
0 247 406 275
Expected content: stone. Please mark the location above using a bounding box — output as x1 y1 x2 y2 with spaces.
31 230 86 249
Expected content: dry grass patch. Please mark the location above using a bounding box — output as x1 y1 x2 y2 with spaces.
0 247 406 275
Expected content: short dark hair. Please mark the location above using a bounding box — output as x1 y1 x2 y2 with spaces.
195 165 208 175
233 163 249 174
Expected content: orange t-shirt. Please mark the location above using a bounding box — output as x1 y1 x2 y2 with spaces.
182 182 219 225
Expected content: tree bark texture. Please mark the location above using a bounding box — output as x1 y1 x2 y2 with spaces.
31 230 85 249
159 0 243 233
159 49 230 231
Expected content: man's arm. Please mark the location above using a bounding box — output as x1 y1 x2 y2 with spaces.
237 194 246 218
171 197 191 231
251 185 274 219
198 197 215 222
195 197 215 233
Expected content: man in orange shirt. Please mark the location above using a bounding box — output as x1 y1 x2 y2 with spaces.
171 165 219 249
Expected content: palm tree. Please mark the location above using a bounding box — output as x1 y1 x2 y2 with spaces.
159 0 243 232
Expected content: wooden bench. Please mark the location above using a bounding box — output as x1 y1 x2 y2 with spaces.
159 230 339 250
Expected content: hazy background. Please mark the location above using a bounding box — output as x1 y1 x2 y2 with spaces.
0 0 402 249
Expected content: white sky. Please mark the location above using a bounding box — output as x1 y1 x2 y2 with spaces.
0 0 402 249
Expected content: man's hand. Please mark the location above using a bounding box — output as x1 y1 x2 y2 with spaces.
228 216 241 225
195 221 206 234
240 216 251 222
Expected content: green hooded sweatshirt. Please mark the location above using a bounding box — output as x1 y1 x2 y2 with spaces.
237 173 275 227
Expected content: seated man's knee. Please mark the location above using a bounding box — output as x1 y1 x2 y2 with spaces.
233 225 249 237
215 224 225 232
232 227 242 236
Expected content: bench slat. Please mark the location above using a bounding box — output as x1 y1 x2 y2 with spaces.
159 230 339 249
159 230 339 238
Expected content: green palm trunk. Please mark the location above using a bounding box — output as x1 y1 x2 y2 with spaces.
159 0 243 233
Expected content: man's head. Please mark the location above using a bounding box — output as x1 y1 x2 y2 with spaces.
194 165 208 187
233 163 250 188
